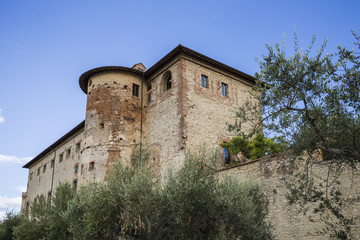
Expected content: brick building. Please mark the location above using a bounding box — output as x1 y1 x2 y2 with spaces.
21 45 256 211
21 45 360 239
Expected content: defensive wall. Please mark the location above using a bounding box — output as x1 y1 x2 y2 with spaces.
217 153 360 240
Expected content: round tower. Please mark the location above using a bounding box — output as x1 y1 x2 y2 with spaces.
79 66 144 182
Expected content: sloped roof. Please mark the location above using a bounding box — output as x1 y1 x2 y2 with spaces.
23 121 85 168
78 44 256 93
25 45 256 168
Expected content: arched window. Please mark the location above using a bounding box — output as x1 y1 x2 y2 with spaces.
163 71 172 92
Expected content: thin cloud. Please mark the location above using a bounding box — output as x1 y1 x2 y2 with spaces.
0 109 4 123
0 211 6 221
17 186 27 193
0 196 21 209
0 154 32 164
0 196 22 220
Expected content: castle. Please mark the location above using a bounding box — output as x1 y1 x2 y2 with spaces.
21 45 257 212
21 45 360 239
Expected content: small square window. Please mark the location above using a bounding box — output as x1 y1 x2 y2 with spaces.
89 161 95 171
132 83 140 97
66 148 71 158
201 75 208 88
43 164 47 173
59 153 64 163
221 82 228 96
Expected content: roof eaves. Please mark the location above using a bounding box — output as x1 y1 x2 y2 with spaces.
145 44 256 84
79 66 144 94
23 121 85 169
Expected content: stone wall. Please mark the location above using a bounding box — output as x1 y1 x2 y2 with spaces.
144 56 258 177
217 154 360 240
182 57 256 152
145 57 186 178
83 71 144 181
22 128 84 211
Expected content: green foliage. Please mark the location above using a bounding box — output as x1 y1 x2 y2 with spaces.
253 30 360 163
12 147 272 239
221 134 281 161
0 210 21 240
65 149 273 239
221 136 250 159
232 29 360 239
13 183 74 240
217 176 272 240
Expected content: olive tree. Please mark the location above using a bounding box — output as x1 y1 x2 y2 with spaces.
229 30 360 239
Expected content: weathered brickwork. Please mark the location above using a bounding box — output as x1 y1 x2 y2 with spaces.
22 45 358 239
182 57 255 152
83 72 144 178
217 155 360 239
145 57 186 177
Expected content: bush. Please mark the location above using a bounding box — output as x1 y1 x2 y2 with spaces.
13 149 273 239
13 183 74 240
221 134 281 162
0 210 21 240
65 150 273 239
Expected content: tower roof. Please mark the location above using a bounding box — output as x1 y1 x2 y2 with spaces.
78 44 256 94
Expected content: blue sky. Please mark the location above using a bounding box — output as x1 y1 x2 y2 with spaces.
0 0 359 219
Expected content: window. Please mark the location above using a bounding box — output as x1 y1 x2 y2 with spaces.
100 123 104 129
76 141 81 152
201 75 208 88
132 83 140 97
43 164 47 173
66 148 71 158
59 153 64 163
147 92 151 104
223 147 231 164
147 83 152 104
163 72 172 92
89 161 95 171
74 164 79 174
37 168 40 176
221 82 228 96
147 83 152 91
50 159 54 168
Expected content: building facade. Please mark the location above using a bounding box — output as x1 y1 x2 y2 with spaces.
21 45 257 211
21 45 360 239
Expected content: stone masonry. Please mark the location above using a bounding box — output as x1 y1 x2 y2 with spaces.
21 45 359 239
22 44 257 211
